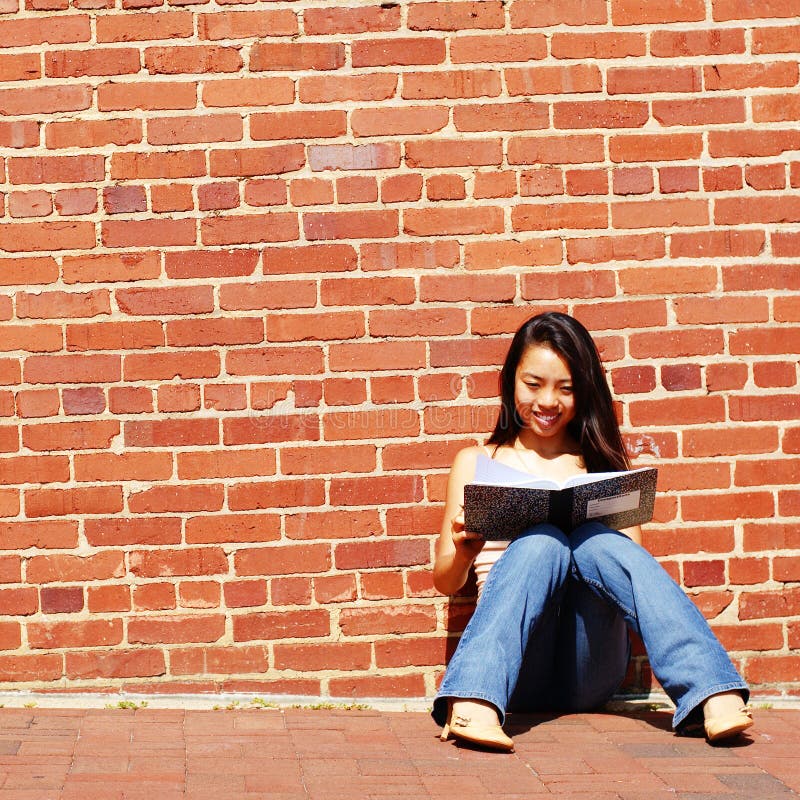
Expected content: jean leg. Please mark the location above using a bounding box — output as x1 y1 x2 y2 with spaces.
433 523 571 726
570 521 749 729
553 578 631 712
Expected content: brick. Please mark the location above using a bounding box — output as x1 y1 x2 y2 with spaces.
129 614 225 645
612 198 708 228
252 110 346 141
0 654 62 682
144 45 242 75
682 491 774 523
754 361 797 387
0 15 90 48
300 74 397 103
102 219 196 248
338 604 435 635
0 587 37 615
147 114 243 146
209 144 304 178
46 48 139 78
116 286 213 315
226 346 324 377
552 31 646 58
714 0 798 20
670 230 765 258
17 289 110 320
403 69 501 99
675 297 770 325
27 551 123 583
523 270 616 301
409 1 504 30
337 175 378 204
352 37 445 67
25 485 123 517
0 85 91 116
224 579 267 608
619 267 717 296
305 209 398 240
406 139 502 168
511 0 607 26
250 42 344 71
133 583 175 612
513 201 608 231
612 0 704 23
28 619 122 649
96 11 193 42
507 63 601 95
202 76 294 107
98 80 196 111
406 205 503 236
66 649 164 679
451 33 547 62
172 644 267 674
651 28 745 56
329 673 425 698
610 133 703 162
198 10 297 40
753 24 800 53
304 5 400 34
198 182 239 211
709 129 800 158
8 190 51 218
233 609 329 642
286 510 379 542
111 151 205 180
554 100 648 129
309 142 400 171
125 419 219 448
569 233 665 265
509 134 604 165
40 586 83 614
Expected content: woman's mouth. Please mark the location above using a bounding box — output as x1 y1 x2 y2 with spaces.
532 410 560 428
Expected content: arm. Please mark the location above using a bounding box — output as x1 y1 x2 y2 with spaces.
619 524 642 546
433 447 486 596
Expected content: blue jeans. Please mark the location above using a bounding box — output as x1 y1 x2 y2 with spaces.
433 522 748 730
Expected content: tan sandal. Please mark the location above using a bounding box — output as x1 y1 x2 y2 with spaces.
440 713 515 752
704 705 753 742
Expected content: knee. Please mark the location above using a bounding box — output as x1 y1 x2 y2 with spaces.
505 524 571 576
570 522 640 572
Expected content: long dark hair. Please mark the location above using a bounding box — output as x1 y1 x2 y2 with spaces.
487 312 630 473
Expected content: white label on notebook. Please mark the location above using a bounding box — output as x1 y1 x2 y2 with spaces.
586 490 640 519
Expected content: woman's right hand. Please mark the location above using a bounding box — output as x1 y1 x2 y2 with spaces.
450 507 485 560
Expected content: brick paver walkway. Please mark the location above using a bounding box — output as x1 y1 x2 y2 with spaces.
0 706 796 798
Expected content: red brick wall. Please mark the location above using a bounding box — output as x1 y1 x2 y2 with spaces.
0 0 798 701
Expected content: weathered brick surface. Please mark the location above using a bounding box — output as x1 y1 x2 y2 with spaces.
0 0 797 701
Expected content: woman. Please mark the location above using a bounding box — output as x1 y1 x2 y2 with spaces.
432 312 752 752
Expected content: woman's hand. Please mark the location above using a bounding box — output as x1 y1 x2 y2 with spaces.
450 507 485 559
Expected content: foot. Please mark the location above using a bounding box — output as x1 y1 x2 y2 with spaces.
702 691 753 742
441 699 514 752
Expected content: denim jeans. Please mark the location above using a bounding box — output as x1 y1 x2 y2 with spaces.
433 522 748 730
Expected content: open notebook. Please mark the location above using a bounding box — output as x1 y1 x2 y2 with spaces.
464 455 658 540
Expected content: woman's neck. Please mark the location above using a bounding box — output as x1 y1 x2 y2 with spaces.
513 429 579 460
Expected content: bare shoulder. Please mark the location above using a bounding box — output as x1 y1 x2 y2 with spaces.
447 445 484 489
451 444 484 472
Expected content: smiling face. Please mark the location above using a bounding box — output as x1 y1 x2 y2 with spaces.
513 344 577 443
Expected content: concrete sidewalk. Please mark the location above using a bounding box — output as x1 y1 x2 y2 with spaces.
0 705 796 799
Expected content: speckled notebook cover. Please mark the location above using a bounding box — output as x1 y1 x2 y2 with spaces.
464 468 658 540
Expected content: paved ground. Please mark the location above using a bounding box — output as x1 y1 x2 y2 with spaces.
0 705 796 799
